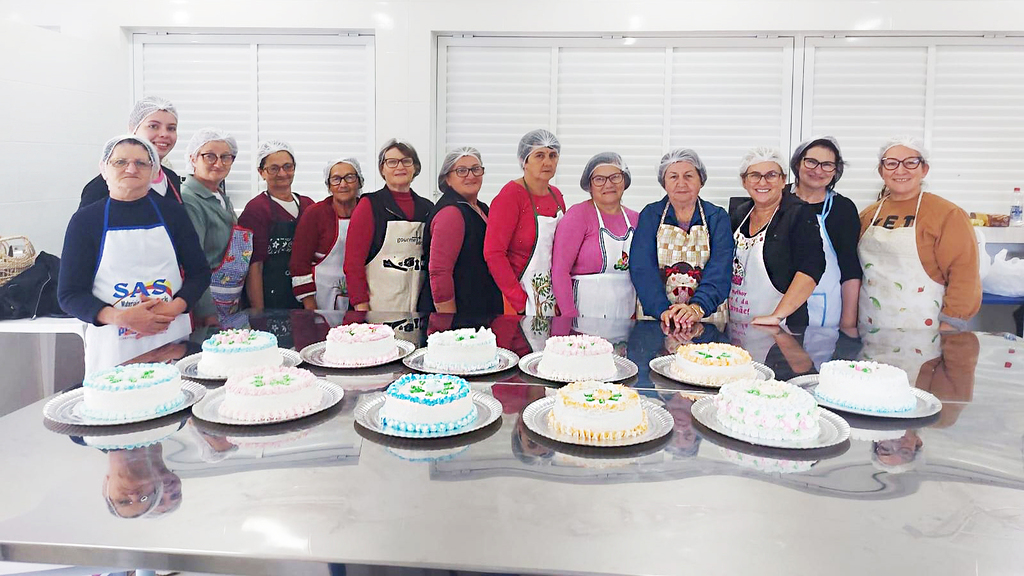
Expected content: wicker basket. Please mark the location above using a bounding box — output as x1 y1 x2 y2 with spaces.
0 236 37 287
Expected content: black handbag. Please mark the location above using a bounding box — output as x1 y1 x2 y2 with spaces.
0 252 69 319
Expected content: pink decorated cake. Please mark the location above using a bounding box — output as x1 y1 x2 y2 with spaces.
324 323 399 367
218 367 323 423
537 335 616 380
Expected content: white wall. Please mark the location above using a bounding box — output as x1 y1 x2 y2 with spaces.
1 0 1023 255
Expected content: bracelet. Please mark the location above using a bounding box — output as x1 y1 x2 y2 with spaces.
690 304 705 318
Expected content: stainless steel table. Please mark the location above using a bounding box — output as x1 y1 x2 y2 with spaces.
1 311 1022 575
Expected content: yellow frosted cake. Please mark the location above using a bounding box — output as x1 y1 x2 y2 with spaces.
670 343 757 385
547 381 648 441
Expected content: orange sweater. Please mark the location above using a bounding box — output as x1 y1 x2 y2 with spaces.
858 192 981 324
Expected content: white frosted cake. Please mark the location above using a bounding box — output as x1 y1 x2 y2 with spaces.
197 329 282 377
671 343 757 385
537 335 616 380
378 374 478 434
547 381 648 441
814 360 917 413
82 420 184 450
424 327 498 371
324 323 399 367
713 379 821 442
80 363 186 421
218 366 323 423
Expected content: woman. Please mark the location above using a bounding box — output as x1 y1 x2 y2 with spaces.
786 137 862 328
180 128 250 323
239 140 314 310
80 96 183 208
58 135 211 372
290 157 364 310
343 139 433 312
483 129 566 316
728 147 825 327
630 149 733 326
551 152 638 318
418 147 502 314
858 136 980 331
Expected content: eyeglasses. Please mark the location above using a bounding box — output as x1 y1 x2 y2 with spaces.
263 163 295 175
329 174 360 185
108 158 154 170
200 152 236 165
742 171 783 184
453 166 485 178
802 158 838 173
590 172 625 187
880 157 924 171
382 157 415 169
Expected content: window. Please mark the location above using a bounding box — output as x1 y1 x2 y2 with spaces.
133 34 375 208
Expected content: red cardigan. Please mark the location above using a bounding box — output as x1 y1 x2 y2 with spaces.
289 197 350 302
482 181 564 312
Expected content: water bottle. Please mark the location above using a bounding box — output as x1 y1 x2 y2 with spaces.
1012 186 1023 227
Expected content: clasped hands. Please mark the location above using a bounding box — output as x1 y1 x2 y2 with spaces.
101 295 186 337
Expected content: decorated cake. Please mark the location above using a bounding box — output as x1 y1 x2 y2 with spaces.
218 366 323 423
423 327 499 371
713 379 820 442
547 381 648 441
324 323 399 367
537 335 616 380
814 360 917 413
80 363 186 421
197 329 282 377
378 374 478 434
82 420 185 451
671 343 757 385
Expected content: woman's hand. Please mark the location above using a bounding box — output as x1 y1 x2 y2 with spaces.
301 295 318 311
752 315 782 326
99 298 175 336
149 297 187 318
354 302 370 312
661 303 702 328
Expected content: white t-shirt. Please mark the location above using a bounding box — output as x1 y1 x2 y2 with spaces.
270 194 300 218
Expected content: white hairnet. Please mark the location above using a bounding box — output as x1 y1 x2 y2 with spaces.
658 148 707 187
128 96 178 133
580 151 631 192
100 134 160 180
517 129 561 169
256 140 295 169
438 147 483 194
878 136 930 164
324 157 365 189
184 128 239 171
739 146 787 176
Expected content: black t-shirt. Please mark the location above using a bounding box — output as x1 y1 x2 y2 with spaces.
783 184 862 283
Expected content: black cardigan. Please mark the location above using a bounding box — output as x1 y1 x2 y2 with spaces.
728 191 825 327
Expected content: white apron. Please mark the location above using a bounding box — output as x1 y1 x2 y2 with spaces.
519 193 563 317
85 196 192 374
728 207 783 324
858 192 945 330
312 218 350 311
365 219 425 312
571 202 635 318
806 191 842 327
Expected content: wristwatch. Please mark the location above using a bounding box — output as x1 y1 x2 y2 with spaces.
690 303 705 318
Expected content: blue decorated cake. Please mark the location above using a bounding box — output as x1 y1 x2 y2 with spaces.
197 329 283 377
379 374 477 434
80 363 186 421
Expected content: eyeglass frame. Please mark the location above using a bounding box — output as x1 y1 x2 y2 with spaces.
199 152 236 165
261 163 295 175
382 157 415 169
451 165 485 178
108 158 154 171
590 172 626 187
328 174 361 186
741 170 784 184
880 156 924 171
801 157 838 173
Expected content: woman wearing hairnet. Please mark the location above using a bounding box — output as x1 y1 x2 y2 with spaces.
80 96 184 208
58 135 211 372
728 147 825 327
483 129 566 316
551 152 639 318
238 140 314 310
630 149 733 327
858 136 980 331
180 128 251 323
418 147 502 314
343 139 433 312
785 137 862 328
290 158 364 310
